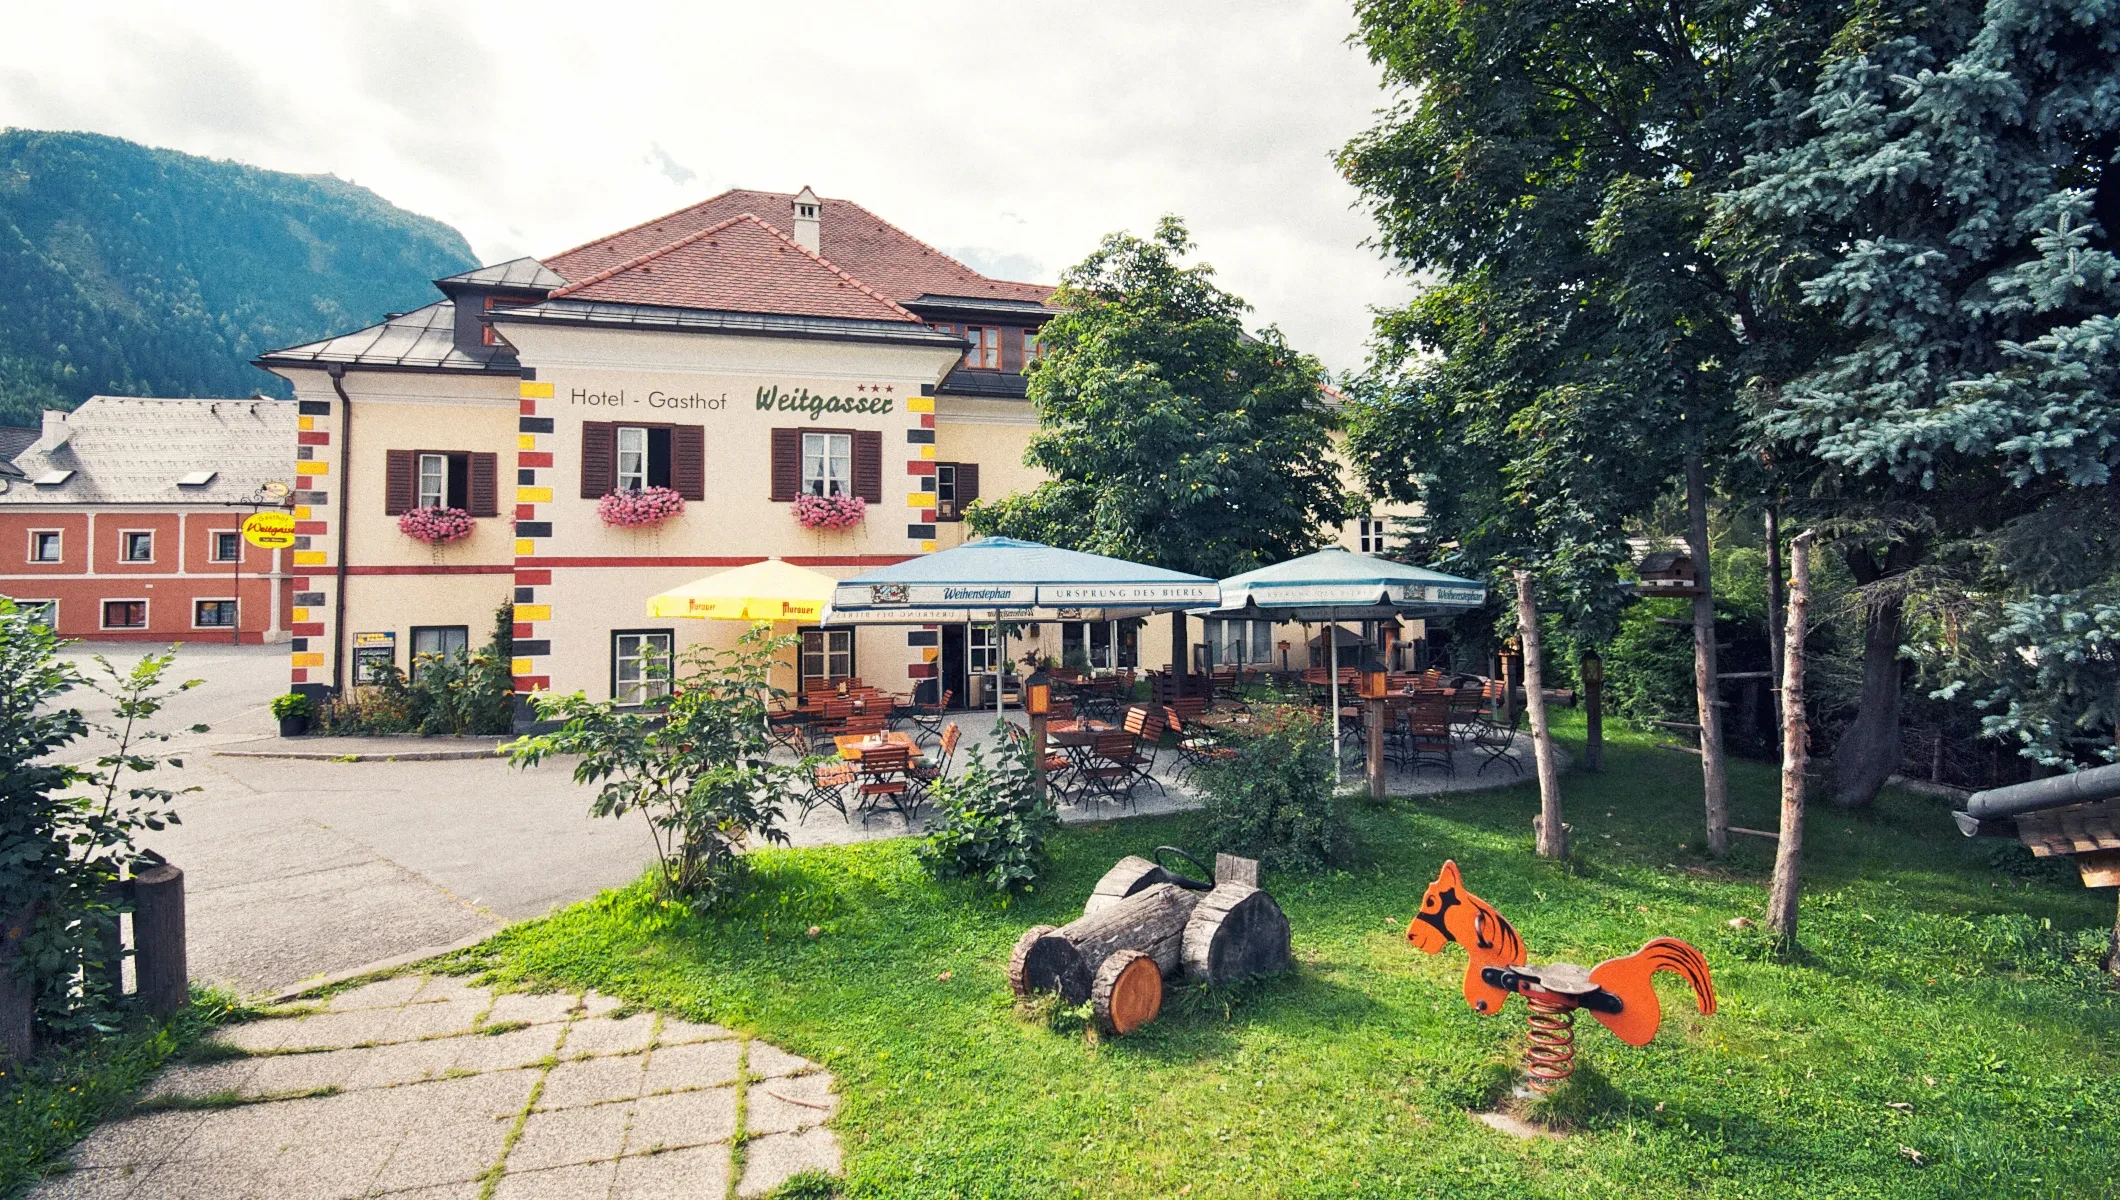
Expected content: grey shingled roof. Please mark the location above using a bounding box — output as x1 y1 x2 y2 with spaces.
438 256 568 290
3 397 296 506
490 297 965 348
0 425 36 480
255 301 518 373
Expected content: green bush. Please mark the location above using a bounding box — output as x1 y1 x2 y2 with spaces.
268 692 313 720
1194 697 1349 872
920 726 1057 894
314 598 514 736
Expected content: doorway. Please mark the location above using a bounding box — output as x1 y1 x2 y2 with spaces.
940 624 967 709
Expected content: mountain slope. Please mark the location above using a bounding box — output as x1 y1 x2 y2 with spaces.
0 129 478 426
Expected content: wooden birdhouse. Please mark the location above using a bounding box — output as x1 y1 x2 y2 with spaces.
1634 549 1703 597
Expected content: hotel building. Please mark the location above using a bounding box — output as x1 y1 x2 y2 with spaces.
256 187 1413 712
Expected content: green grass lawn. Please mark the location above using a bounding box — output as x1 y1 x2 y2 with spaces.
463 713 2120 1198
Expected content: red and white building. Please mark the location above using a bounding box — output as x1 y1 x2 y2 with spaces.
0 398 296 643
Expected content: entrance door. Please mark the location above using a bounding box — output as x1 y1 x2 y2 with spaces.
940 624 967 709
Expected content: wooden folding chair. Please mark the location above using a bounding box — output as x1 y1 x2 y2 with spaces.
910 722 962 786
855 745 919 824
798 760 857 822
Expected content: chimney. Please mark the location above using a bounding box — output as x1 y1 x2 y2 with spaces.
34 408 70 453
791 186 821 254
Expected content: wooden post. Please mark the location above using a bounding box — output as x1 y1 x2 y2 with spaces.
1169 610 1187 699
1582 651 1604 773
1766 531 1814 944
1366 697 1386 802
1 906 33 1062
93 877 129 1002
1030 710 1050 804
1516 571 1566 859
132 863 187 1017
1686 452 1730 856
1764 500 1786 731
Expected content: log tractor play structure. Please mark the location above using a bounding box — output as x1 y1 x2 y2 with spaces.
1407 860 1717 1091
1009 848 1293 1035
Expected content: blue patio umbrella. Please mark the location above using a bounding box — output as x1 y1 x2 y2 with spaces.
828 537 1220 719
1200 548 1488 780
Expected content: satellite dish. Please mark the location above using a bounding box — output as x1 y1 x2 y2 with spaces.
262 480 290 499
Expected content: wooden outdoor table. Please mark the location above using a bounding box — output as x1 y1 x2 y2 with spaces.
1047 720 1115 747
834 731 921 761
1194 713 1256 732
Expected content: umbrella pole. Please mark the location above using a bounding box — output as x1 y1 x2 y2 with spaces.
995 616 1005 723
1330 610 1342 784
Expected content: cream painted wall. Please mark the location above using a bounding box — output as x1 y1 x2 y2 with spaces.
931 398 1039 550
342 382 519 568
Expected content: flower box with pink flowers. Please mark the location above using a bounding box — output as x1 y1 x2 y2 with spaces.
398 506 475 545
792 492 867 531
598 486 686 528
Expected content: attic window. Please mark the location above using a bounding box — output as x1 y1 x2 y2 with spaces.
177 470 218 487
796 201 820 219
33 469 73 486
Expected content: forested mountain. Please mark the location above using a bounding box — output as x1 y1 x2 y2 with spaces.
0 130 477 427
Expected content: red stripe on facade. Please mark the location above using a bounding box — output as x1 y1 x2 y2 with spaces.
297 430 331 445
513 675 549 692
519 452 554 467
920 414 935 429
295 521 328 534
520 399 538 415
513 569 552 585
292 668 308 684
906 460 934 475
922 509 936 523
513 622 534 638
343 565 514 575
292 577 311 590
906 663 936 678
515 504 537 520
290 622 325 636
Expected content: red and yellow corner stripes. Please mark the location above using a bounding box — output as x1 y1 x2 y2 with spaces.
512 380 555 693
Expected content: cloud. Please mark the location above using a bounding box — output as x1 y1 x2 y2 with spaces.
645 143 696 187
945 247 1046 284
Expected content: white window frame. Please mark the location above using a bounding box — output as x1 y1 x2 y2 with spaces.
101 598 149 629
409 625 470 680
801 432 852 497
1357 517 1386 554
968 624 1000 675
28 530 62 563
192 598 238 629
417 453 448 509
800 628 855 687
934 464 956 505
616 426 649 492
1252 619 1274 664
613 630 674 706
11 599 57 627
120 530 154 563
209 530 240 563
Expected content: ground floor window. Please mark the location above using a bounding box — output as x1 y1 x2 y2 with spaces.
968 624 999 675
194 599 237 628
1060 621 1139 670
613 630 674 705
801 627 855 691
410 625 469 680
10 599 56 627
103 600 147 629
1201 618 1275 667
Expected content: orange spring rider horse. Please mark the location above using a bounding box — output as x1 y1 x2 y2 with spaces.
1406 860 1716 1091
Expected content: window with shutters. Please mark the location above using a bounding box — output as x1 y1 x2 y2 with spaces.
933 461 978 520
802 432 852 497
583 422 699 500
389 450 497 516
615 426 673 490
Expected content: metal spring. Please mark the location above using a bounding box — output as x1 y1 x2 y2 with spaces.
1523 996 1577 1092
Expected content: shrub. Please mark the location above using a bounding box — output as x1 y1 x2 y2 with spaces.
505 626 803 910
920 726 1057 894
1194 697 1349 872
315 599 514 736
268 692 313 720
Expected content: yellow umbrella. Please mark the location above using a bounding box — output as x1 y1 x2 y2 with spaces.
645 558 835 623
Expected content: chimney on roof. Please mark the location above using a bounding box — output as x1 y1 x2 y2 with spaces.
791 186 821 254
33 408 69 453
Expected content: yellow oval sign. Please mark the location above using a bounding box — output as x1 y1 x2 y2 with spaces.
242 511 298 549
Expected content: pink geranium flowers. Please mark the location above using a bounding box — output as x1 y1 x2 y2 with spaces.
792 492 867 531
598 486 686 528
398 506 475 544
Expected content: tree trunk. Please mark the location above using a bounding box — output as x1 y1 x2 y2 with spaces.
1832 578 1906 809
1007 882 1204 1004
0 906 34 1063
1517 571 1566 859
1583 652 1604 773
1766 531 1814 945
1169 610 1187 699
1687 454 1729 855
2104 892 2120 979
1181 883 1292 987
1765 501 1787 734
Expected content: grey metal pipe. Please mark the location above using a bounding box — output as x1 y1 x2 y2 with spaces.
1965 762 2120 820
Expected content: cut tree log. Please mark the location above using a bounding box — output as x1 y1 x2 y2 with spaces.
1181 884 1292 988
1081 856 1194 916
1007 883 1206 1004
1007 926 1059 999
1092 949 1163 1035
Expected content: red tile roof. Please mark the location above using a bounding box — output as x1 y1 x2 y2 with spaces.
547 214 924 323
545 189 1054 306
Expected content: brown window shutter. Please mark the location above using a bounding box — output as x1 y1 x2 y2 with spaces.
770 428 801 501
671 424 705 500
853 430 883 503
957 462 980 508
468 452 499 517
580 421 615 498
1000 328 1023 373
385 449 415 515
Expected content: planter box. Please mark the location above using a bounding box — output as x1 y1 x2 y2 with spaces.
279 714 310 738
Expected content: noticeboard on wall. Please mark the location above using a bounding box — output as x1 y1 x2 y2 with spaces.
353 631 396 684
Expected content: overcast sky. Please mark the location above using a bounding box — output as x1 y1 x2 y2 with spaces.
0 1 1413 373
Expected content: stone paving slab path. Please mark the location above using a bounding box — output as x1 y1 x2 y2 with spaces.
33 976 840 1200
